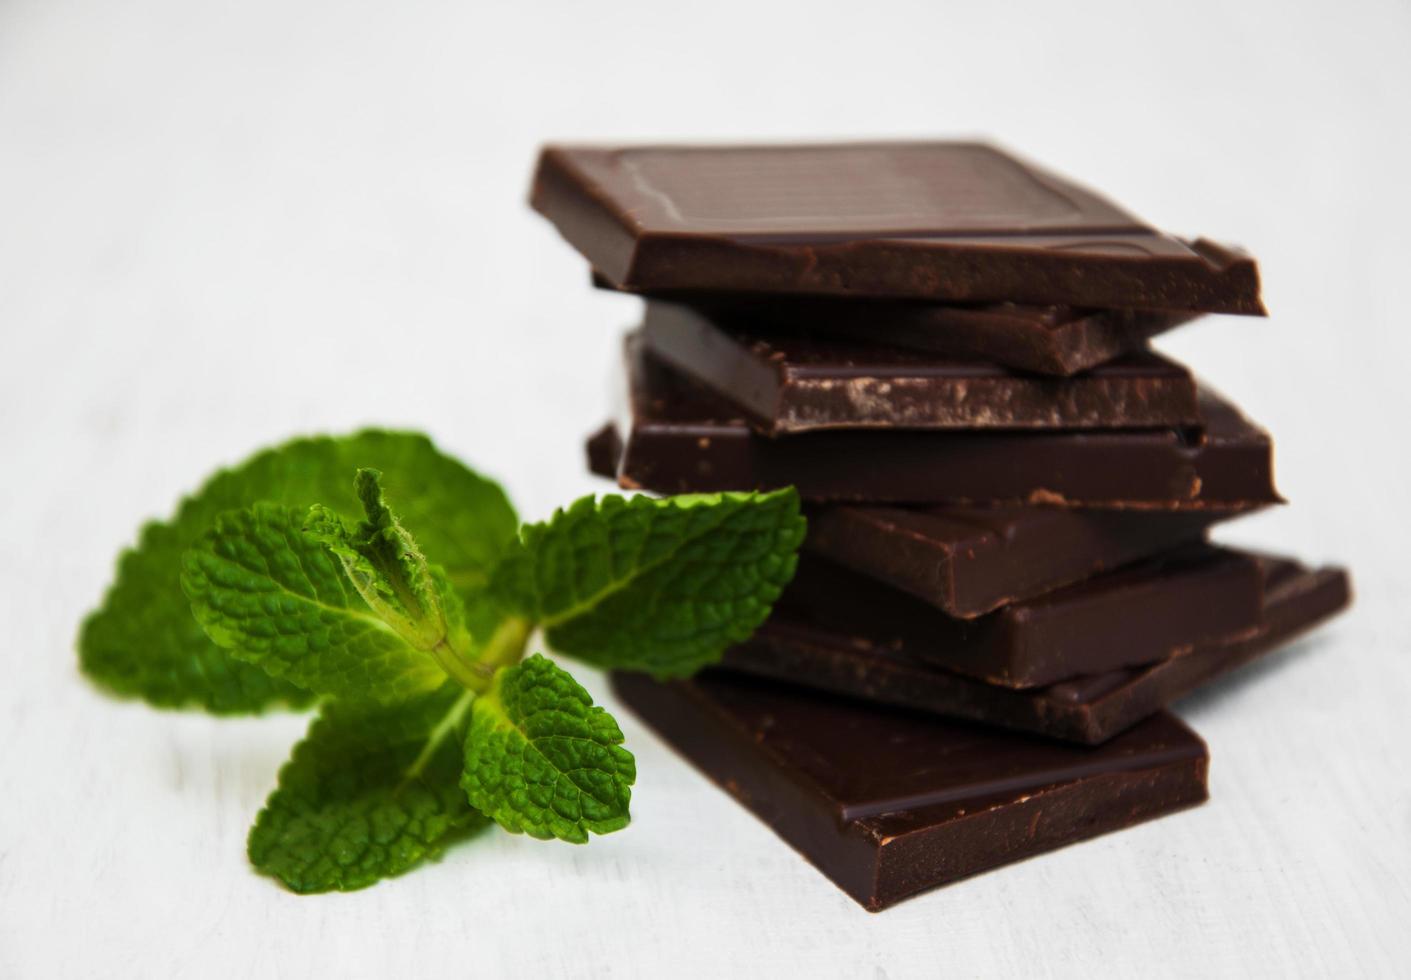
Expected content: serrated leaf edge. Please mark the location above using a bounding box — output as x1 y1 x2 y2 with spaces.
531 489 801 628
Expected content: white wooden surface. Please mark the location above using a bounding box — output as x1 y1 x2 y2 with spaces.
2 1 1408 976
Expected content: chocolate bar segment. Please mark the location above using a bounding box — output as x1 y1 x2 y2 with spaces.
594 275 1198 377
641 302 1202 434
781 547 1262 688
594 336 1280 508
805 505 1234 618
720 556 1351 743
613 670 1208 910
534 142 1264 313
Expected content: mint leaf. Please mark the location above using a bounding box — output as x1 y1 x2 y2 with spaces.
493 490 805 677
460 654 634 843
249 682 489 893
79 430 516 713
182 504 449 702
305 469 466 654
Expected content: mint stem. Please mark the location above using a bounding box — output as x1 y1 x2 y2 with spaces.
431 616 532 694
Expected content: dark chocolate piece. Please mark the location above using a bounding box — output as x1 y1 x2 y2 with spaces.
719 556 1351 743
805 505 1235 618
641 302 1202 434
780 547 1262 688
613 670 1208 910
592 336 1281 508
534 142 1264 313
593 274 1197 377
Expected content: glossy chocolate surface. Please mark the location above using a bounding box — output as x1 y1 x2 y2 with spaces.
641 302 1202 434
805 504 1234 618
533 142 1264 312
613 670 1208 910
780 546 1263 688
590 336 1281 508
719 556 1351 743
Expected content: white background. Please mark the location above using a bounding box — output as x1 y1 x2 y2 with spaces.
2 0 1408 976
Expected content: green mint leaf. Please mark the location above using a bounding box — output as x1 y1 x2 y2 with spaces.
249 682 489 893
460 654 634 843
181 504 449 702
305 469 461 655
79 430 517 713
493 490 805 678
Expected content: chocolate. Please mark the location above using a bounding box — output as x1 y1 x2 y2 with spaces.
780 547 1262 688
720 556 1351 744
805 504 1235 618
590 336 1281 508
641 302 1202 434
613 670 1208 910
533 142 1264 313
593 275 1197 377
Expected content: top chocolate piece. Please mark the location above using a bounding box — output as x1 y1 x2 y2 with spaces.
532 142 1264 313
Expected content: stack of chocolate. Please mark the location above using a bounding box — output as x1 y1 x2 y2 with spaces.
530 142 1351 911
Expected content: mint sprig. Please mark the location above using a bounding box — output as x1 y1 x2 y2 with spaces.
180 502 453 702
78 431 804 892
79 430 517 713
